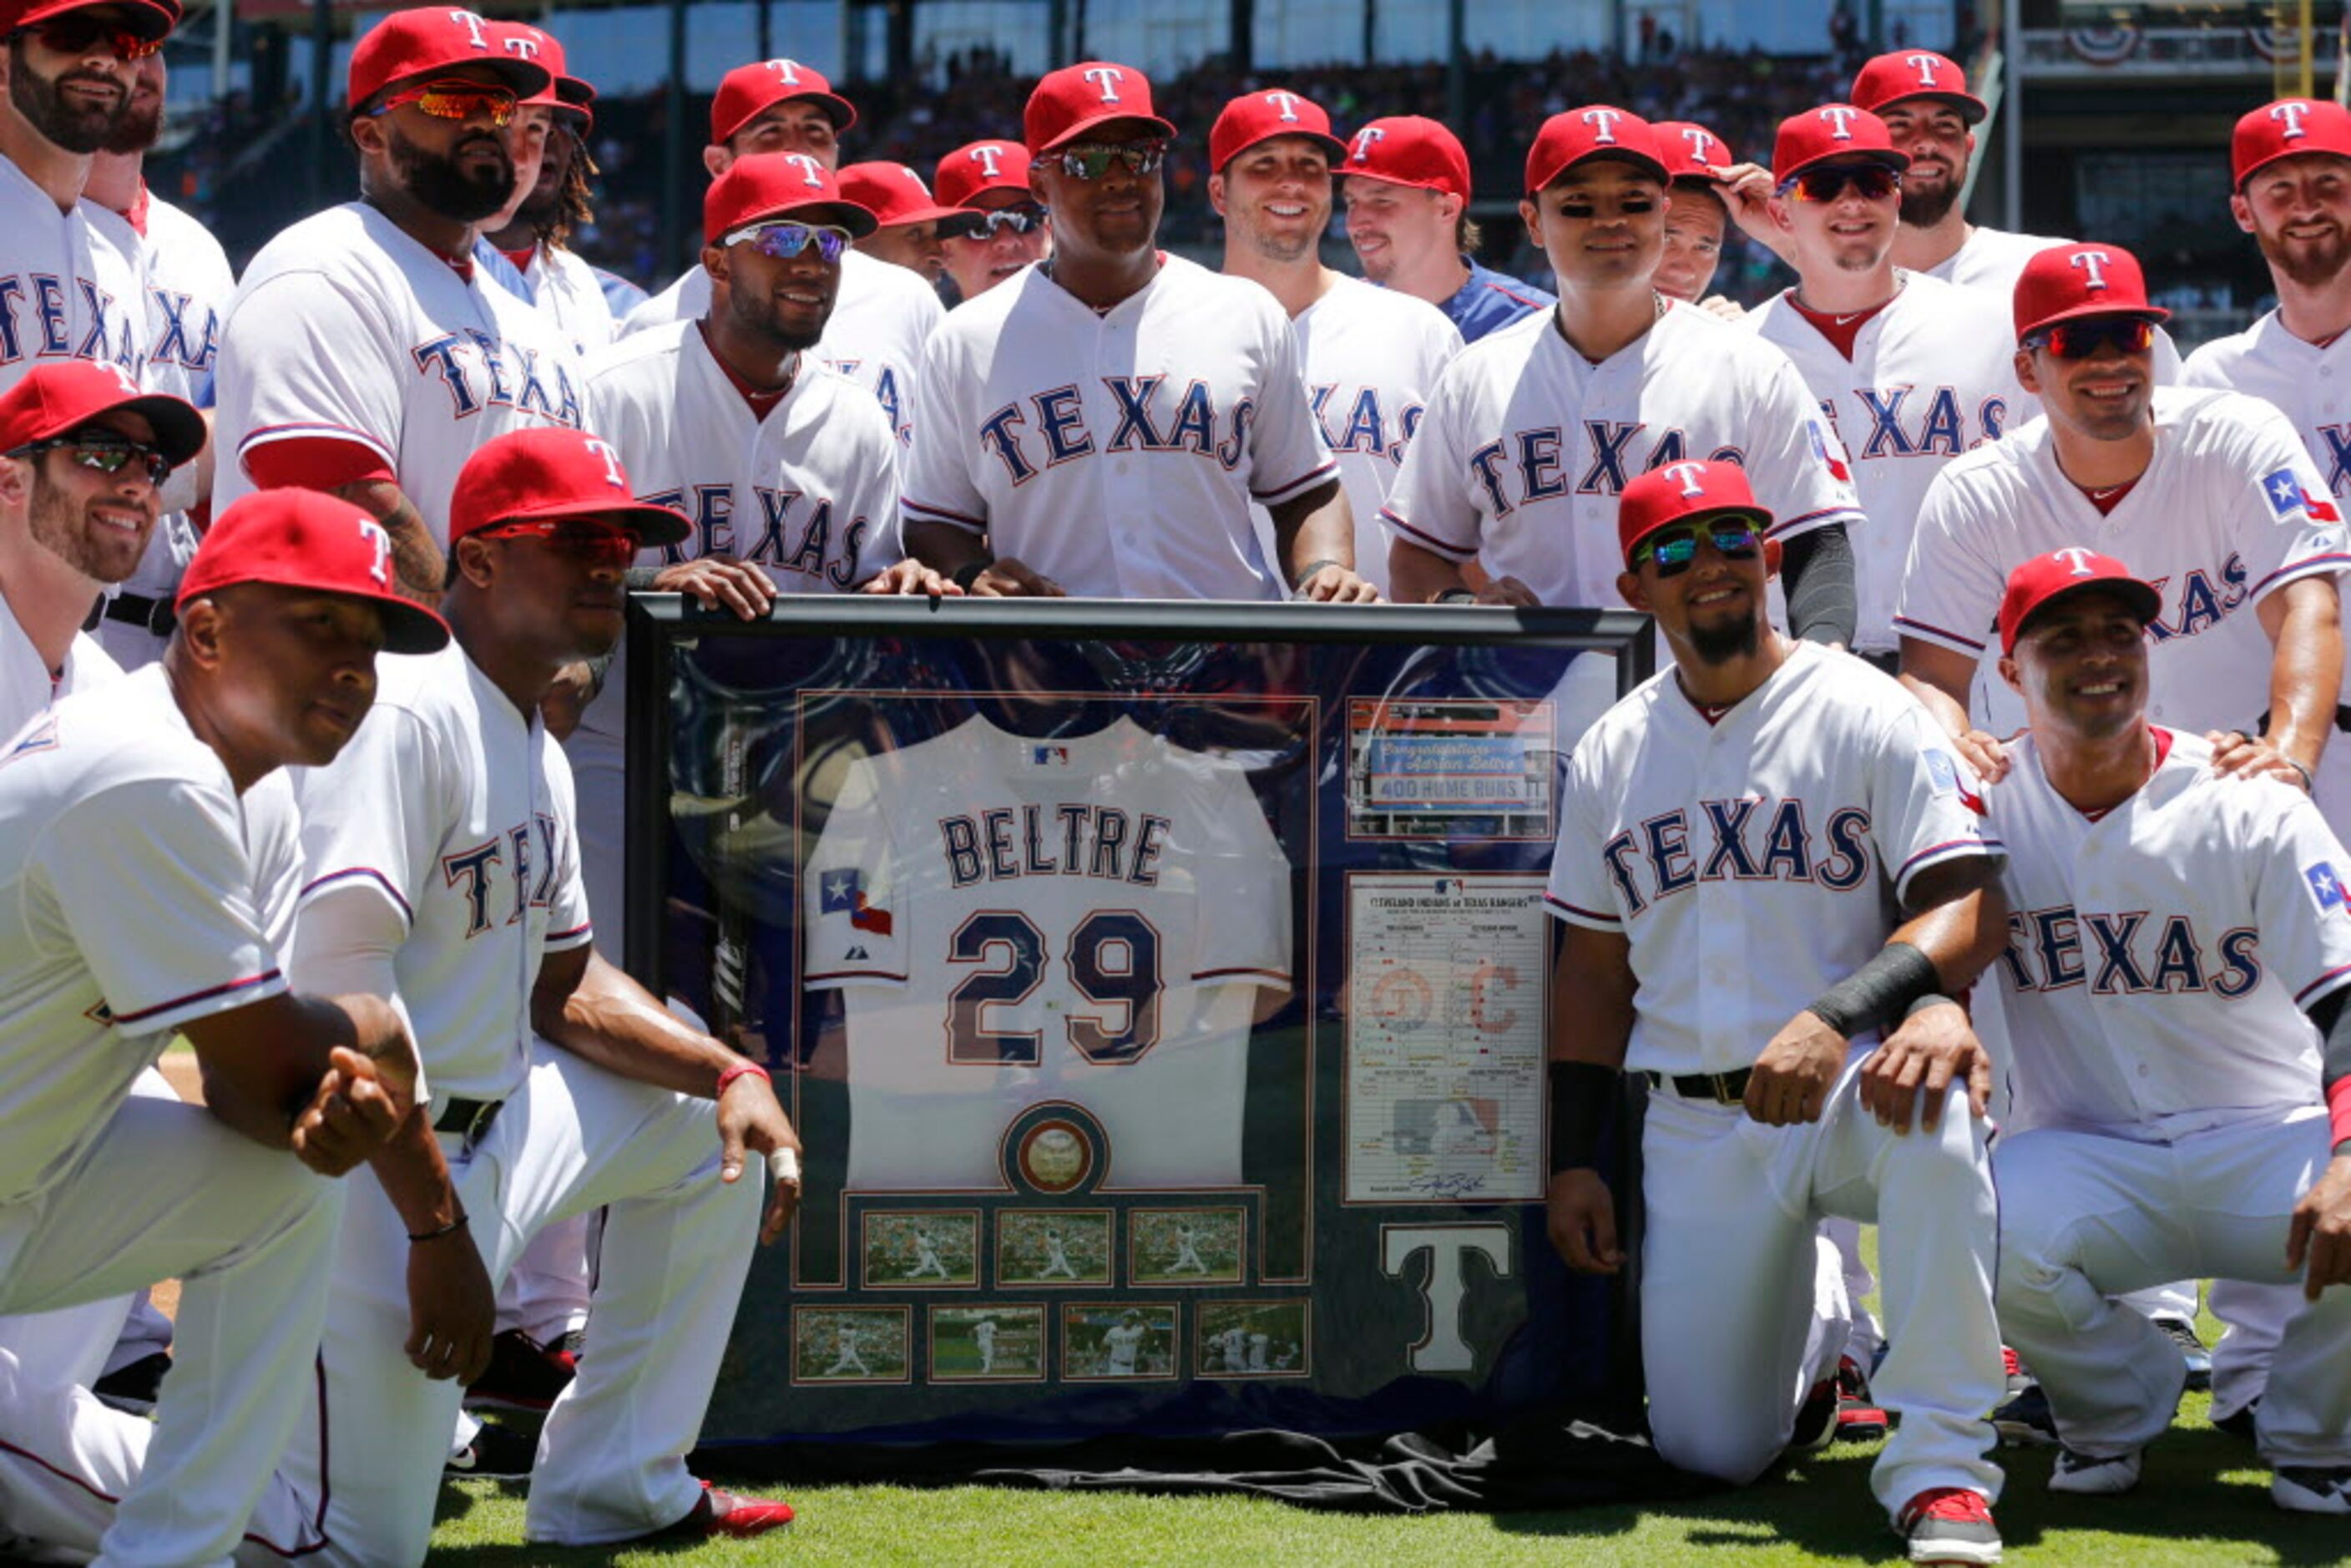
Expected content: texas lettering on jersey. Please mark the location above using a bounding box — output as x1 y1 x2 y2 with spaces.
1600 796 1875 917
144 286 217 377
821 357 908 445
437 810 567 938
412 328 585 426
1469 422 1747 518
1995 903 2263 999
1310 382 1425 468
1815 387 2010 459
978 377 1258 483
643 483 872 588
0 274 141 377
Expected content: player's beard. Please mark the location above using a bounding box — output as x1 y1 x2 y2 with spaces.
1687 610 1762 665
28 473 148 584
729 286 827 353
1898 174 1961 230
387 124 516 225
2257 217 2351 289
7 47 128 155
100 94 163 156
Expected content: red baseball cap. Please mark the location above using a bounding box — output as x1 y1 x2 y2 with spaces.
703 152 878 245
2013 243 2170 340
490 21 591 117
1850 50 1988 124
1772 104 1909 184
447 428 690 549
1654 120 1735 184
2 0 174 40
1997 548 2161 655
0 361 204 469
1024 61 1176 154
710 58 856 145
177 491 450 655
1618 459 1772 567
1339 116 1469 201
1209 88 1347 172
1526 107 1669 194
935 140 1034 208
2232 99 2351 189
837 162 963 228
347 8 552 112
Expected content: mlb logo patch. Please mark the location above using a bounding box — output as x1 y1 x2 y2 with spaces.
1028 743 1073 770
2306 861 2347 917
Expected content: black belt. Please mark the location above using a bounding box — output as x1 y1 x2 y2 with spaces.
80 592 175 638
432 1096 503 1142
1639 1068 1754 1105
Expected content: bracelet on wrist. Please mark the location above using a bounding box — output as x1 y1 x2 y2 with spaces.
717 1061 772 1099
408 1213 468 1244
1433 587 1479 606
2288 757 2315 792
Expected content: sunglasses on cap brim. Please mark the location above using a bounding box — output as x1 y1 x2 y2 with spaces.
1629 518 1766 575
2020 316 2158 360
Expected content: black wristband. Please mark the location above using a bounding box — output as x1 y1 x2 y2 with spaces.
1904 992 1957 1019
948 559 992 592
1433 587 1479 605
1806 940 1940 1038
1549 1060 1619 1173
408 1212 469 1244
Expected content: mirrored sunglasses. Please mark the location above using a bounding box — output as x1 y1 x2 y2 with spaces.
366 78 518 129
473 519 639 563
19 14 163 62
1055 140 1166 180
1777 164 1901 205
1631 519 1763 577
2021 316 2157 361
723 220 852 265
8 432 172 488
939 204 1049 241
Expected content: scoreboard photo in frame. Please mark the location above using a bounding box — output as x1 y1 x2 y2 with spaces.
624 599 1655 1449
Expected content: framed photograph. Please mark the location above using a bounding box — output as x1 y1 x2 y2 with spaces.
929 1304 1046 1383
861 1211 982 1289
1061 1302 1180 1382
1196 1300 1311 1379
1129 1207 1245 1286
791 1307 912 1386
995 1210 1112 1287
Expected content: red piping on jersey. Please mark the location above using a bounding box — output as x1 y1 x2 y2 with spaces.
110 969 282 1027
1897 838 2000 878
1544 892 1621 925
1250 456 1340 503
2254 553 2351 597
2297 960 2351 1006
1380 508 1474 560
298 867 416 924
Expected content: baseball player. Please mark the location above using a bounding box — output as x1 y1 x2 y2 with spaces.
908 1227 949 1279
934 139 1052 304
1651 120 1741 318
1170 1222 1207 1275
1897 244 2347 804
1979 549 2351 1514
1103 1311 1147 1375
1209 88 1462 597
1042 1227 1076 1278
1217 1323 1248 1370
901 61 1373 603
0 488 437 1566
825 1323 871 1378
1340 115 1555 342
575 152 933 958
80 48 235 673
1383 108 1863 645
1744 105 2030 666
1247 1331 1271 1371
210 8 586 599
1547 458 2010 1565
478 23 625 357
973 1316 998 1373
620 58 941 445
0 0 152 396
842 160 959 284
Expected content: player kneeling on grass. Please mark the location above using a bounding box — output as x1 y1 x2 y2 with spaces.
1545 460 2009 1565
1981 548 2351 1513
0 488 437 1565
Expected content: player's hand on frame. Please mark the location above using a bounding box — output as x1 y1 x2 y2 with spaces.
1545 1168 1623 1274
2207 728 2306 789
654 556 777 620
405 1224 495 1383
1746 1013 1848 1125
288 1047 403 1177
716 1069 803 1244
1295 563 1381 603
1473 574 1540 609
1858 1000 1991 1134
860 559 964 597
968 558 1066 598
2288 1154 2351 1301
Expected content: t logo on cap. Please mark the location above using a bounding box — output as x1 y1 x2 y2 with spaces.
769 58 803 85
1904 53 1944 87
362 519 394 590
2051 546 2100 578
783 152 826 188
1580 108 1623 144
445 8 488 48
971 143 1005 177
1817 105 1861 140
501 32 539 60
1679 127 1717 161
1263 90 1301 123
2273 100 2313 140
585 438 626 489
1351 126 1385 161
2070 250 2112 291
1083 66 1126 104
1661 461 1710 498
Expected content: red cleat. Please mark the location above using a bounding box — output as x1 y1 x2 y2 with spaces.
645 1483 796 1540
1895 1486 2002 1565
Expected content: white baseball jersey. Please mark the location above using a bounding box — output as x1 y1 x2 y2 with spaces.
623 248 942 445
1921 225 2065 296
1896 387 2351 735
1251 274 1461 594
0 597 121 745
0 665 298 1205
901 254 1339 600
1746 273 2033 653
212 201 589 547
290 643 592 1104
1547 640 2003 1076
1218 1326 1247 1368
973 1320 997 1346
522 242 620 359
1103 1323 1145 1370
1989 728 2351 1136
577 321 905 748
1383 300 1863 607
804 715 1292 1191
2184 312 2351 502
0 159 146 392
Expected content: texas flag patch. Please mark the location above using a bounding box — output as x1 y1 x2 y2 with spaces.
2263 468 2340 522
820 867 894 934
2306 861 2348 918
1807 420 1853 483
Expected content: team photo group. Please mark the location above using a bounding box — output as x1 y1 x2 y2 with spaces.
0 0 2348 1560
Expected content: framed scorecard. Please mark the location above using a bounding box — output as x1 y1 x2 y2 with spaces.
624 598 1654 1449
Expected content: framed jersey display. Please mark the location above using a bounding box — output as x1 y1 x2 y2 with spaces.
624 597 1653 1448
